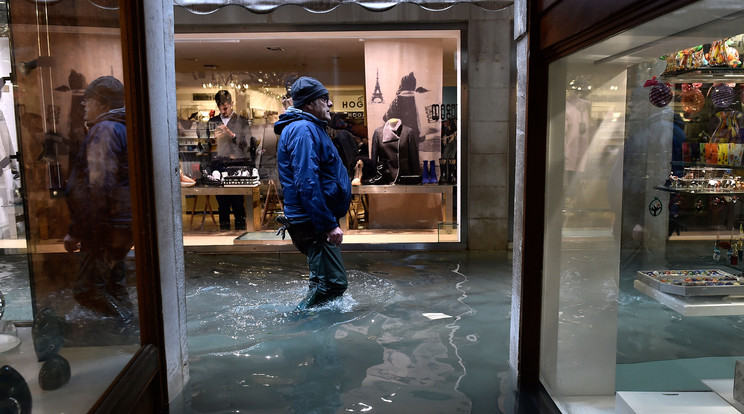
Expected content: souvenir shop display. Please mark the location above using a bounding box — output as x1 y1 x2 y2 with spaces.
653 34 744 248
636 269 744 296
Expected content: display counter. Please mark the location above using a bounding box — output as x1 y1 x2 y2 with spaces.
350 184 455 227
181 186 261 231
634 280 744 316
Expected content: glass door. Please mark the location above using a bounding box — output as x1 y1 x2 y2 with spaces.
1 1 153 411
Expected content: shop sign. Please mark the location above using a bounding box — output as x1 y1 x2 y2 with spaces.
425 103 458 122
335 95 365 111
346 112 365 119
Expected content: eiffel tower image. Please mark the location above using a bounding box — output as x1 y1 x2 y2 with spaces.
371 69 384 104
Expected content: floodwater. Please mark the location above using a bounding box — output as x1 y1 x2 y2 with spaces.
182 251 514 414
5 243 743 412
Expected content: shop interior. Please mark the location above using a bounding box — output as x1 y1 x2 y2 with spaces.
544 2 744 412
174 30 461 250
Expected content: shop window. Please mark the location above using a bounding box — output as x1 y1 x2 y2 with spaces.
2 1 140 412
542 1 744 412
174 30 462 246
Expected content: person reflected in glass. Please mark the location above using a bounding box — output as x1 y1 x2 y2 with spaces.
275 77 352 310
63 76 133 323
207 90 251 231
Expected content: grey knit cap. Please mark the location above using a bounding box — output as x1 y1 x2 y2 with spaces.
291 76 329 109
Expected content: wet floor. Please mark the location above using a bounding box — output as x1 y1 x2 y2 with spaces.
182 251 514 414
5 244 744 412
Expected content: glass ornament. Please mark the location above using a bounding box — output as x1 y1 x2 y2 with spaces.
649 83 673 107
711 83 735 108
681 84 705 113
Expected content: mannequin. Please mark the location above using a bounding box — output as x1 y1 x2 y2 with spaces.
370 118 421 183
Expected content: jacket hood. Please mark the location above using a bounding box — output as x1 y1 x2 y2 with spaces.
274 107 326 135
90 107 126 127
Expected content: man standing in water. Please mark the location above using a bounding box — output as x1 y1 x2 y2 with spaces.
274 77 351 310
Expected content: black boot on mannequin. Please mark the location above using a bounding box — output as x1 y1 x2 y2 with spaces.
447 158 457 184
438 158 448 185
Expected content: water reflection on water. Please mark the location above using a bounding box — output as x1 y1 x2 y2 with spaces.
184 252 513 414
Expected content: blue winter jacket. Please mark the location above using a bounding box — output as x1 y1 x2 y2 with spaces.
274 107 351 234
66 108 130 240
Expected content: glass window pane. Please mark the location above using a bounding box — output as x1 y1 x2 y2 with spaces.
2 1 140 411
175 30 462 246
543 0 744 411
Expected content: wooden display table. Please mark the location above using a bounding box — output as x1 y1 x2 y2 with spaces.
181 185 261 231
348 184 455 229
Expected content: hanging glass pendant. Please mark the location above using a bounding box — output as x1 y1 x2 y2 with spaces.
644 76 673 107
681 83 705 113
650 83 673 107
711 83 735 108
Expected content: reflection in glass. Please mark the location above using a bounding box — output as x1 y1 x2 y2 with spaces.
3 0 140 411
542 1 744 412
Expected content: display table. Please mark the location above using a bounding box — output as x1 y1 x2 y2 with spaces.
181 186 261 231
702 379 744 413
634 280 744 316
349 184 454 227
616 391 738 413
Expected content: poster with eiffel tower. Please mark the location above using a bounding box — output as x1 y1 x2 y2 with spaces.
364 38 443 163
363 38 443 229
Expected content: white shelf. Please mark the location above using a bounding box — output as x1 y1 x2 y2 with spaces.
616 391 739 414
634 280 744 316
702 379 744 413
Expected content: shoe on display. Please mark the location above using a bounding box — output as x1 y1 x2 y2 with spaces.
447 158 457 185
422 160 431 184
438 158 448 185
427 160 438 184
200 171 221 186
180 170 196 187
351 159 363 186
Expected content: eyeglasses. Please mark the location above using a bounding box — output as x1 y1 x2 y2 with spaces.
318 96 331 106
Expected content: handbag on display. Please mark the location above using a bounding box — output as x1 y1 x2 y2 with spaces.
362 161 393 185
398 175 422 185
